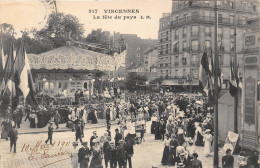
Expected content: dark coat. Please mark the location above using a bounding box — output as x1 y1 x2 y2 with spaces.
124 142 134 156
8 129 18 141
48 125 53 135
115 133 123 146
116 145 126 163
90 135 97 147
78 147 91 163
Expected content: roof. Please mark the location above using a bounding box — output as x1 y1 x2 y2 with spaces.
28 45 126 71
161 79 199 86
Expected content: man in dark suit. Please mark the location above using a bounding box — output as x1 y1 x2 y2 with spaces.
116 140 126 168
45 122 54 145
222 148 234 168
78 142 91 168
114 128 123 147
90 131 98 148
105 107 110 127
8 126 18 153
75 121 83 144
124 137 134 168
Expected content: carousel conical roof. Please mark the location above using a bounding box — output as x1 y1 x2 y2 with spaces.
28 45 119 71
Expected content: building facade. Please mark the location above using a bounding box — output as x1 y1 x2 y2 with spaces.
158 0 259 89
240 18 260 151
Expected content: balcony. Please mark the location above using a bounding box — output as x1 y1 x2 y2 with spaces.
171 15 250 29
242 47 259 54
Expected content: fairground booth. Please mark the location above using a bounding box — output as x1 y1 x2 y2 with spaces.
28 40 126 105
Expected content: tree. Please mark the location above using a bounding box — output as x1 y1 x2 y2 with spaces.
36 12 85 48
125 72 148 92
86 29 112 45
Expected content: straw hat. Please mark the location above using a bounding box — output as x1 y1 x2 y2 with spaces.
205 129 211 133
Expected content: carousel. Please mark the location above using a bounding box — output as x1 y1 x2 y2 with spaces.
28 40 126 105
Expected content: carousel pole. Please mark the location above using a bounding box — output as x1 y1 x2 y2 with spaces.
213 0 219 167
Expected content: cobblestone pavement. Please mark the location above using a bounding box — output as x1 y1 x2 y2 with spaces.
0 121 239 168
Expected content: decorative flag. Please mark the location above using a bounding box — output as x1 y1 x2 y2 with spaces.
0 28 5 87
0 39 15 112
229 57 239 97
10 40 38 110
199 50 210 91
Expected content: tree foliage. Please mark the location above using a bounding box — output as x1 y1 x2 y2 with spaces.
125 72 148 92
36 12 85 48
86 29 112 46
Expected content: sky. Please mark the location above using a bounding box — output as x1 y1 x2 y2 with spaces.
0 0 172 39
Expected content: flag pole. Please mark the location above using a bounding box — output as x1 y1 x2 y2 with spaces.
213 0 219 167
233 0 238 134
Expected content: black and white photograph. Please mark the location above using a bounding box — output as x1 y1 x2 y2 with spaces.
0 0 259 167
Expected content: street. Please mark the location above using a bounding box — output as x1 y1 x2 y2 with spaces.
0 121 239 168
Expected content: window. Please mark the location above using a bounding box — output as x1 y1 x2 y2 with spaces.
230 28 234 36
218 27 223 36
175 29 179 39
183 41 187 51
58 82 62 88
205 1 209 5
183 69 186 76
243 29 247 34
175 69 178 76
183 27 187 37
137 47 140 51
191 25 199 35
191 40 199 51
176 16 180 23
166 44 169 53
184 13 188 21
205 26 211 36
230 15 234 24
44 82 49 90
230 2 234 8
205 40 211 48
218 14 222 22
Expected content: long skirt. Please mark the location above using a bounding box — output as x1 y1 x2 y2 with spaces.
204 140 211 155
169 149 176 166
151 121 156 134
195 132 203 146
30 118 36 128
161 146 170 165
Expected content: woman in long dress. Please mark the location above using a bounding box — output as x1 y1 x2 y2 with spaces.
1 118 11 140
70 142 79 168
151 113 157 134
90 139 103 168
30 112 37 128
194 123 203 146
203 129 212 157
161 134 171 165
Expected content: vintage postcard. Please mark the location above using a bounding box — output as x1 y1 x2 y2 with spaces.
0 0 259 168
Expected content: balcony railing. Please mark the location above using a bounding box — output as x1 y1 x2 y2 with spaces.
171 15 250 28
242 47 260 54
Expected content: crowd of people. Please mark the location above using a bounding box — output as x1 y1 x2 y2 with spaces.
1 89 260 168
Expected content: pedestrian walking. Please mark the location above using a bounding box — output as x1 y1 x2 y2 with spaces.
53 110 60 129
114 128 122 147
45 122 54 145
107 141 117 168
90 139 103 168
124 137 134 168
8 126 18 153
90 131 98 148
190 153 202 168
116 140 126 168
75 121 83 144
78 142 91 168
222 148 234 168
161 134 171 165
203 129 212 157
71 142 79 168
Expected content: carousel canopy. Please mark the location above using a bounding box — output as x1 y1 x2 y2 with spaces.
28 45 126 71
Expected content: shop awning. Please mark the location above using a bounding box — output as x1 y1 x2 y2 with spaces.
161 79 199 86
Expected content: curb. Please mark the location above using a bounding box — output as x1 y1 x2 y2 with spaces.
19 123 117 135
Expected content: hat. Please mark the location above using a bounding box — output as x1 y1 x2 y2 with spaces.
180 153 185 156
205 129 211 133
193 153 198 157
72 142 78 146
92 139 98 143
109 141 115 144
93 131 97 134
226 148 232 153
82 142 88 146
119 140 124 144
115 128 119 131
178 163 184 166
